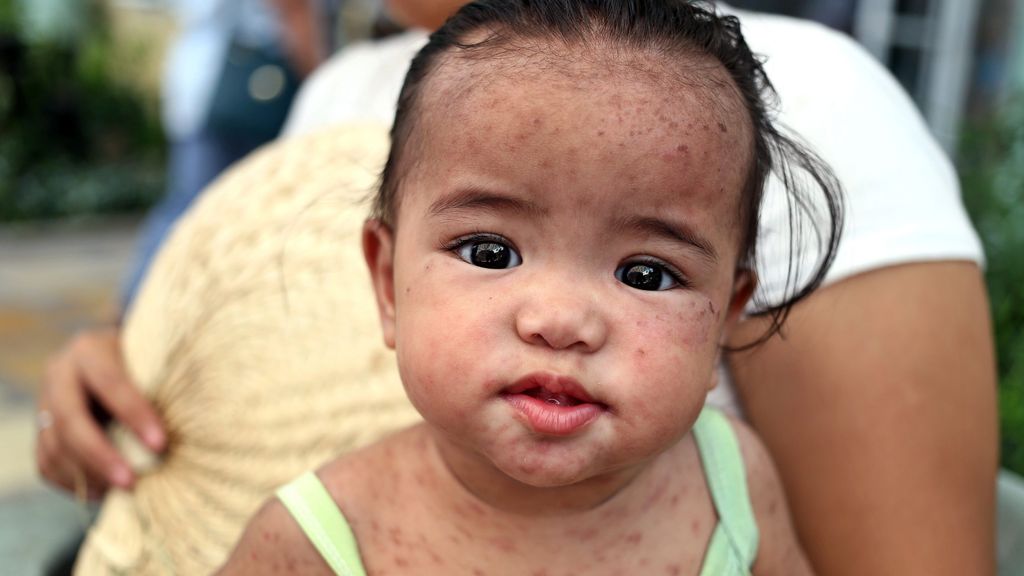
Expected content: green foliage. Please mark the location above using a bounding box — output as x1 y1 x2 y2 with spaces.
959 97 1024 475
0 0 165 221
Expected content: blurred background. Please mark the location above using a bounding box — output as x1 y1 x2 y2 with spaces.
0 0 1021 573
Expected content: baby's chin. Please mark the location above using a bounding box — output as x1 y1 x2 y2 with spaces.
487 441 631 490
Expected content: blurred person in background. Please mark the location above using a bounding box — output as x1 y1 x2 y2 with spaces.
122 0 335 304
38 1 1000 575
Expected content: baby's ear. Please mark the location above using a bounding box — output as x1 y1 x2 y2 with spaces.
719 268 756 344
362 220 397 349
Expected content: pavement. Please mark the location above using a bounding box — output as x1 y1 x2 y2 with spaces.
0 218 139 575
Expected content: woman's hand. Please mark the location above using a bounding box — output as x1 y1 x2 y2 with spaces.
729 262 998 575
35 327 166 498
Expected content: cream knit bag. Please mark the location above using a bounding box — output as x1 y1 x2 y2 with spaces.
74 125 420 575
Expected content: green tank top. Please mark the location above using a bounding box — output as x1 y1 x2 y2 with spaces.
276 408 758 575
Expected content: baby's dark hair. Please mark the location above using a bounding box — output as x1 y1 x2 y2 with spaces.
373 0 843 346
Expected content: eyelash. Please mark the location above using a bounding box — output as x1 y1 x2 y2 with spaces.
442 231 515 254
623 256 691 289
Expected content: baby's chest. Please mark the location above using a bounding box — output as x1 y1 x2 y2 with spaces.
352 506 717 576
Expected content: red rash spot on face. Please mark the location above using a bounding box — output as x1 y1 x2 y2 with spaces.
474 570 485 576
670 493 681 507
532 570 550 576
635 347 646 359
388 526 405 547
491 537 519 552
676 144 688 153
467 501 487 516
597 130 605 136
626 531 643 544
394 556 409 567
568 526 600 542
666 565 683 576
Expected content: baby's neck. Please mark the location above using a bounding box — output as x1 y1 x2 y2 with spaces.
423 426 674 519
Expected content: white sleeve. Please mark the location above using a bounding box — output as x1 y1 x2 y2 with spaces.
281 31 429 139
737 13 985 309
280 47 363 138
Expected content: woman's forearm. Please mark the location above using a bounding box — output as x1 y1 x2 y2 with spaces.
729 262 998 575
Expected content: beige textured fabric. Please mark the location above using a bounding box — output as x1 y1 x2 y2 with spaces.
75 125 420 575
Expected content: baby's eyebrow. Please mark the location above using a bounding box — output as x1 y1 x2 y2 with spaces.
427 187 546 220
614 214 719 264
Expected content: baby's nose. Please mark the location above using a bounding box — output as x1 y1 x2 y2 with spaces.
514 284 608 352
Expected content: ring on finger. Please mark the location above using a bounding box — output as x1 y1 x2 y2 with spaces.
36 409 54 431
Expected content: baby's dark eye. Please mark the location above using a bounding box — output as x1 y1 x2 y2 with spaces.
455 237 522 269
615 261 680 291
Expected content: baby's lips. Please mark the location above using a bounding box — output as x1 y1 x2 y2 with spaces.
503 371 600 404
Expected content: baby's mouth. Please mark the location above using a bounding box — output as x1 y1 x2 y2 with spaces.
501 372 601 406
522 388 583 407
501 373 607 436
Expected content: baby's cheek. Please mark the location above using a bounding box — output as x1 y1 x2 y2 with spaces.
675 298 718 347
628 299 719 409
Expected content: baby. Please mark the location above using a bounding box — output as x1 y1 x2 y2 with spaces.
219 1 841 574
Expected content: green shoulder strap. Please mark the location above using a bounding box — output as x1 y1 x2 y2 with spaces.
276 471 368 576
693 408 759 575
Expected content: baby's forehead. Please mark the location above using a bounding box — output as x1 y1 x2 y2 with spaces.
399 42 754 240
419 36 753 145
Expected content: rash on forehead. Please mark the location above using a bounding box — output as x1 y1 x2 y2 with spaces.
391 37 757 256
406 37 754 182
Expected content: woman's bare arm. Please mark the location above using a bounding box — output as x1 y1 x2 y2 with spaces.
729 261 998 575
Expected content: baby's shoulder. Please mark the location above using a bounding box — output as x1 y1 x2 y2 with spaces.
217 428 425 575
721 416 775 490
717 416 813 575
216 489 335 575
708 414 783 523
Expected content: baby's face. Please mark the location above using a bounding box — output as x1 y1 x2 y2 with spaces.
366 50 754 488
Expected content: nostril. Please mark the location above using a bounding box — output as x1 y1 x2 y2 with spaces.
530 332 553 347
